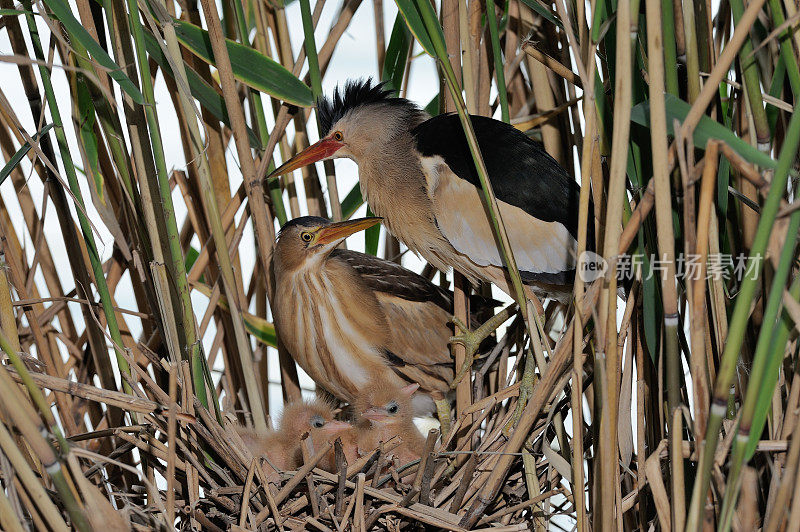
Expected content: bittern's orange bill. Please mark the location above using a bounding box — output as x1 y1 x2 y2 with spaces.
314 217 382 245
268 134 344 179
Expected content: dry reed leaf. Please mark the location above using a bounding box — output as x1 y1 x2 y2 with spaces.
74 475 130 532
541 440 572 481
644 441 671 530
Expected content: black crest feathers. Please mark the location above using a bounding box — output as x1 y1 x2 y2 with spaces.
316 79 412 136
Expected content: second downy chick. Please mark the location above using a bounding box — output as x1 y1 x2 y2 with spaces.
354 381 426 465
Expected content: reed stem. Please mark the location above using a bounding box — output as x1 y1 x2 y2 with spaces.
485 0 509 122
21 0 133 396
718 202 800 531
686 87 800 532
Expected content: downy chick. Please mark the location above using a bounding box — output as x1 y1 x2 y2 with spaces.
235 399 356 477
354 381 426 465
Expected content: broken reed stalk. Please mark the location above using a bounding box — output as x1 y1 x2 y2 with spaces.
521 41 583 89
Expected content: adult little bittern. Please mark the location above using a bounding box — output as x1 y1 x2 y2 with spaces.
268 80 592 366
271 216 492 423
268 79 592 302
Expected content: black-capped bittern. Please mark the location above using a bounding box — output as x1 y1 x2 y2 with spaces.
268 79 590 376
272 216 492 426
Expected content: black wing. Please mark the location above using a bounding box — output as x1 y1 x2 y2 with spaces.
411 114 593 246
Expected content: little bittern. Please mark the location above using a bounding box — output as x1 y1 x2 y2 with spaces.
235 399 355 476
268 79 593 304
353 381 425 465
272 216 492 419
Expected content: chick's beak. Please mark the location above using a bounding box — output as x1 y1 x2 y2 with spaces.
316 217 382 246
267 137 344 179
320 420 352 433
362 408 390 423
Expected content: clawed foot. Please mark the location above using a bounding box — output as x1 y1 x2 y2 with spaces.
448 303 516 389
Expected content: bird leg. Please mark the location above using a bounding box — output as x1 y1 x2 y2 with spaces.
448 303 517 389
434 398 452 436
504 348 537 435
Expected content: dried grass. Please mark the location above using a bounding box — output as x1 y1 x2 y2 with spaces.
0 0 799 529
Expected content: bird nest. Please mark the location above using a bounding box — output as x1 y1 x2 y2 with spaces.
2 310 576 531
126 369 550 531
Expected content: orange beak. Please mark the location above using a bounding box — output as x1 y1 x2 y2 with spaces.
321 420 352 433
267 137 344 179
362 408 390 423
316 217 382 246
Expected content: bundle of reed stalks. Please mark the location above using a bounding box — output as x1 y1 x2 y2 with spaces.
0 0 798 528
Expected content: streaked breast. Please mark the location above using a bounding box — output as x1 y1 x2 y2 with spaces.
273 264 394 401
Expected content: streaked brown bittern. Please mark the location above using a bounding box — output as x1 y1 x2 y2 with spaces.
268 79 591 373
271 216 493 426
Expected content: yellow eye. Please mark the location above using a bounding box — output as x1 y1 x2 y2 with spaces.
333 131 343 142
300 232 313 243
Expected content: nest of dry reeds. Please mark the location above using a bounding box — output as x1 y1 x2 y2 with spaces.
2 315 561 531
